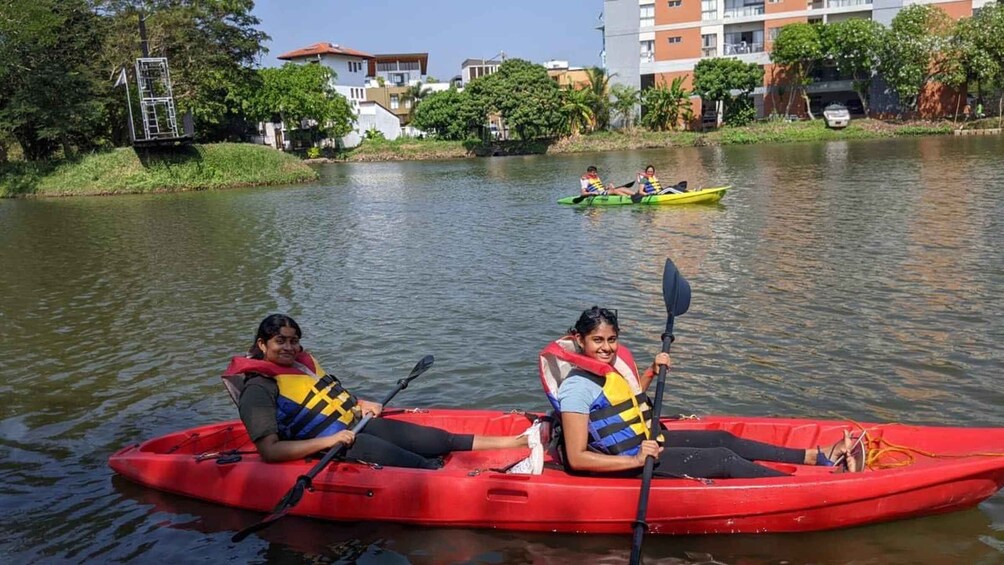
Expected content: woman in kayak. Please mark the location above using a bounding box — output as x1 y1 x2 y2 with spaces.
636 165 683 196
540 307 863 478
224 314 532 468
580 165 634 197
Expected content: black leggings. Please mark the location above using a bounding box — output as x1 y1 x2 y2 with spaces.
651 430 806 479
343 418 475 469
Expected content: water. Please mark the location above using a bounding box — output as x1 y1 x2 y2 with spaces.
1 135 1002 564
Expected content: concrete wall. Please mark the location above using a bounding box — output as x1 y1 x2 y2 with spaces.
347 101 402 148
604 0 641 127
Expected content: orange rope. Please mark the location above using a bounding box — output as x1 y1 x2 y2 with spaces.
841 419 1004 471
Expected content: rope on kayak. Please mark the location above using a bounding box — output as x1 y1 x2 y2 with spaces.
842 419 1004 471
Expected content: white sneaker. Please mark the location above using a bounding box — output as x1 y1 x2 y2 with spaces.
508 420 544 475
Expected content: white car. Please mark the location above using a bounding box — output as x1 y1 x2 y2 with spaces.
823 103 850 129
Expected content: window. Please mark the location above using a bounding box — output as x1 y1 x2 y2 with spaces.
667 0 682 6
667 36 682 44
405 98 412 109
768 26 781 41
348 61 362 73
390 94 399 110
702 0 717 20
640 4 655 27
640 40 655 61
702 33 717 57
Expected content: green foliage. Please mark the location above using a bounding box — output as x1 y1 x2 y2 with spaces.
560 88 595 135
584 67 612 131
822 19 885 114
0 0 108 160
238 63 353 140
466 59 565 140
692 58 763 125
364 127 386 141
305 146 321 159
0 143 316 197
724 99 757 127
411 87 485 140
880 4 955 113
771 23 824 118
609 84 640 129
641 76 691 131
401 82 432 121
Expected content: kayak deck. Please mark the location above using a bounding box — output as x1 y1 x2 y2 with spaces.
558 186 729 206
109 409 1004 535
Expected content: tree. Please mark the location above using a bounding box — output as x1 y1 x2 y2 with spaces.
410 87 484 140
239 63 353 141
692 58 763 126
0 0 108 160
97 0 269 139
880 4 955 115
467 59 565 140
954 3 1004 127
822 19 885 115
641 76 691 131
584 66 613 131
560 87 595 135
401 81 432 122
609 84 640 129
771 23 825 119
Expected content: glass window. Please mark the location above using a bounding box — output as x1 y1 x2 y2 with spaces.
640 4 655 27
667 0 682 6
390 95 399 110
668 36 682 44
702 0 717 20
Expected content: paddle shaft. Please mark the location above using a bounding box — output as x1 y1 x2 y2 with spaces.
629 334 672 565
232 356 432 542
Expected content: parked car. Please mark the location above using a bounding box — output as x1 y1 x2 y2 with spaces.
823 103 850 129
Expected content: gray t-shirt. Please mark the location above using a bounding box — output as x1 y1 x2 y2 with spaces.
556 371 604 414
237 375 280 442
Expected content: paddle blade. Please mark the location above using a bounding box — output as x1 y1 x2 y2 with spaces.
661 258 691 338
406 355 434 382
631 192 644 204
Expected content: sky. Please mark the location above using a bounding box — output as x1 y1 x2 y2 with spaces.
251 0 606 79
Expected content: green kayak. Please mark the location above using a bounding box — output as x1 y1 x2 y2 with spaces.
558 186 729 206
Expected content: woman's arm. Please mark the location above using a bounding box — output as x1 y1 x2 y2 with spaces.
639 351 671 391
254 430 356 463
561 412 661 472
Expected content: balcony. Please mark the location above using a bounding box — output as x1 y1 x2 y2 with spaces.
724 42 765 55
829 0 871 7
641 51 655 63
723 5 765 19
702 47 719 58
702 10 719 20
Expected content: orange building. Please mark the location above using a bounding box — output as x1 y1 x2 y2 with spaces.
601 0 988 120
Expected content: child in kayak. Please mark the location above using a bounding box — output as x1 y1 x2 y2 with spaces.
636 165 684 195
540 307 864 478
223 314 533 468
580 166 634 196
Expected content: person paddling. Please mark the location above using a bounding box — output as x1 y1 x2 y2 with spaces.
636 165 683 196
580 166 634 197
540 307 864 478
223 314 533 468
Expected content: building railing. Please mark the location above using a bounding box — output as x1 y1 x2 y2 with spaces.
723 5 765 18
641 52 654 63
724 42 765 55
702 47 718 58
828 0 871 7
702 10 719 20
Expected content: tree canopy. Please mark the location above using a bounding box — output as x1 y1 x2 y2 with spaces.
239 63 353 139
771 23 824 119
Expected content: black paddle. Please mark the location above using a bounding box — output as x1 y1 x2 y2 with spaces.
231 354 435 543
628 259 691 565
571 181 636 204
630 180 689 204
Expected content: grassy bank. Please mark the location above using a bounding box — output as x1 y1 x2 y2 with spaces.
339 119 959 162
1 143 318 198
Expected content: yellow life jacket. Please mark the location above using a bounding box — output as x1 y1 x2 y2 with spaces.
223 352 359 440
583 175 606 194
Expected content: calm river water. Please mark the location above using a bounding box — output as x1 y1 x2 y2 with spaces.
1 135 1003 564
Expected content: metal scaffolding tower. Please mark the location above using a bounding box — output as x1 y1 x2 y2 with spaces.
135 57 182 141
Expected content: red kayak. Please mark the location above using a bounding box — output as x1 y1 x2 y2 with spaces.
109 409 1004 535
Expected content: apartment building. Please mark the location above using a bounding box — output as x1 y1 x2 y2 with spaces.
603 0 994 119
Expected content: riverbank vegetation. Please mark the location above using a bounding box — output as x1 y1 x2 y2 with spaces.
0 144 316 198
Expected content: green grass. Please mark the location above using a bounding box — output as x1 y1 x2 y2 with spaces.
1 143 318 198
344 137 471 161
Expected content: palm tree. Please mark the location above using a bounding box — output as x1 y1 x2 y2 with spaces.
610 84 640 129
401 82 431 122
584 67 613 131
641 76 691 131
561 87 595 136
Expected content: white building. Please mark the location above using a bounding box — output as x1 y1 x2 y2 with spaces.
275 42 401 148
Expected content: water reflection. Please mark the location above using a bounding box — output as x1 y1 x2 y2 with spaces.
1 135 1003 563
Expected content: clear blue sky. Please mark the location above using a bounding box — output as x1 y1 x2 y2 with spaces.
252 0 605 79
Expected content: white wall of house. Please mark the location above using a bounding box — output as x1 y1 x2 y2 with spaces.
285 53 373 149
344 101 401 147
